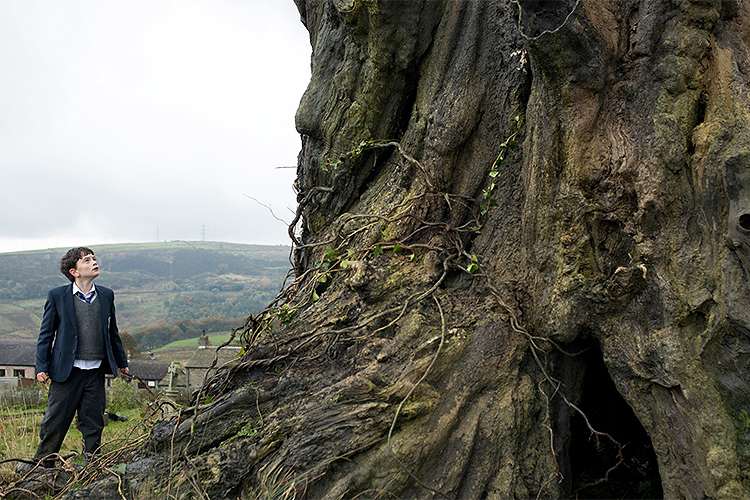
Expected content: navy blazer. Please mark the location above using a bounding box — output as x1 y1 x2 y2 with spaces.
35 283 129 383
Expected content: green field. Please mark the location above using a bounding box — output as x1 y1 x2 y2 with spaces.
0 241 290 344
0 385 150 479
154 330 241 351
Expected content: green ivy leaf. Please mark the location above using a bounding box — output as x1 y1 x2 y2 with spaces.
321 157 342 172
373 245 383 256
325 247 339 262
393 243 403 253
279 307 297 325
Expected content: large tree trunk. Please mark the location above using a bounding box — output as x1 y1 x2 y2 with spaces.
75 0 750 498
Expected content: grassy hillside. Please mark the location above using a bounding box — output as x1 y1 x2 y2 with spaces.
150 330 242 365
154 331 240 350
0 241 291 343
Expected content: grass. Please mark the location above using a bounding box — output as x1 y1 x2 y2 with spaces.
0 304 20 314
153 330 241 351
0 394 148 478
15 299 46 311
0 388 166 500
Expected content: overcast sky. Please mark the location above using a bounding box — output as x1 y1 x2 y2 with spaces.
0 0 311 254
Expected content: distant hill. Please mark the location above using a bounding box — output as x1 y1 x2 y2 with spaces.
150 330 241 366
0 241 292 346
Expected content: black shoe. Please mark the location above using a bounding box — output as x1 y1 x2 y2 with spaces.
16 458 55 475
106 412 128 422
83 450 101 465
15 461 35 475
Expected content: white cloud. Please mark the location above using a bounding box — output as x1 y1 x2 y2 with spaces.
0 0 309 253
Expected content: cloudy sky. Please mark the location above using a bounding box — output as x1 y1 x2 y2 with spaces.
0 0 311 254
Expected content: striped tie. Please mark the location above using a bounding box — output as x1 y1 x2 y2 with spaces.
75 291 94 304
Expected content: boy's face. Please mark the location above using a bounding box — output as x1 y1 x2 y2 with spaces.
69 253 99 281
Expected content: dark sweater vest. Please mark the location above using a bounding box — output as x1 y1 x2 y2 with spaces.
74 297 106 360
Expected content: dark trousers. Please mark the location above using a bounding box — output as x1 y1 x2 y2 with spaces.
34 366 106 464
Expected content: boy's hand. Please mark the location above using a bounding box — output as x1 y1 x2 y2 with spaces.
119 367 129 379
37 372 49 383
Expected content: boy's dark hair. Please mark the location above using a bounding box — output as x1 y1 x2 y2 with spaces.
60 247 95 282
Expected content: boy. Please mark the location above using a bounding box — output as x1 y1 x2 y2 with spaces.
22 247 129 471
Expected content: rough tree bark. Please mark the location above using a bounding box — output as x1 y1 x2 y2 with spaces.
71 0 750 498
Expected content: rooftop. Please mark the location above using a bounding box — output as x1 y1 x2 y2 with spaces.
128 358 170 381
186 346 242 369
0 340 36 366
